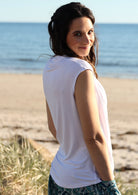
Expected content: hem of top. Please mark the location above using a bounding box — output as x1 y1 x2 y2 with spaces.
50 172 101 189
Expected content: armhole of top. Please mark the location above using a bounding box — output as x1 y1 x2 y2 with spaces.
72 67 93 96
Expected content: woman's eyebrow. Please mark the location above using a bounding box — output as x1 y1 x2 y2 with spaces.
89 27 94 30
72 28 94 33
72 30 81 34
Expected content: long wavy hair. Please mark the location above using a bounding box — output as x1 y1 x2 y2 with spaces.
48 2 98 78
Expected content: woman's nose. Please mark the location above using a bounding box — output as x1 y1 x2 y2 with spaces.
82 34 90 44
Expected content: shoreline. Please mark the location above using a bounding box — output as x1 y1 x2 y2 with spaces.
0 73 138 185
0 72 138 80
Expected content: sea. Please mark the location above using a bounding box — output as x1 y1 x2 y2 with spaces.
0 22 138 79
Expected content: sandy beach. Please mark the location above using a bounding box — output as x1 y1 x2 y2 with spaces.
0 73 138 186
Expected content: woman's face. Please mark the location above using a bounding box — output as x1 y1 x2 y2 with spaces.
66 17 94 58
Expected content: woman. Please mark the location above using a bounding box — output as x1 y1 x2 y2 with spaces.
43 2 121 194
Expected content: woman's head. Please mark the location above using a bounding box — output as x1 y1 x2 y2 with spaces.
66 16 95 58
48 2 98 77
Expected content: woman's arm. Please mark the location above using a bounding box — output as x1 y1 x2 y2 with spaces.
46 100 57 140
74 70 114 181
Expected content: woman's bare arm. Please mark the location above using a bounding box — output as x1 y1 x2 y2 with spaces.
46 101 57 139
74 70 114 181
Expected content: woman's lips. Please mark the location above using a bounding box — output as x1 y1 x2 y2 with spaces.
79 46 89 50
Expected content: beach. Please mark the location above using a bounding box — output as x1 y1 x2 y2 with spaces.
0 73 138 186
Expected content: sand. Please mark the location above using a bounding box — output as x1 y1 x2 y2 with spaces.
0 73 138 186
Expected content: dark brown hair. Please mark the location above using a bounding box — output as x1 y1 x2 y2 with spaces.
48 2 98 78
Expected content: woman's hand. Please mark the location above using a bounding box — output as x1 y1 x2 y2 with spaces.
101 180 121 194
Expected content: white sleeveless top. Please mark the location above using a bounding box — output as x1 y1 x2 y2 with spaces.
43 56 114 188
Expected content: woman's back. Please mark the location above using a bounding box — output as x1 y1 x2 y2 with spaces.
43 56 113 188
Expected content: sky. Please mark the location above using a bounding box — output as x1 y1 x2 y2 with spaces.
0 0 138 24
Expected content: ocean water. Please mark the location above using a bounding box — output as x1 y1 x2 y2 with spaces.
0 22 138 78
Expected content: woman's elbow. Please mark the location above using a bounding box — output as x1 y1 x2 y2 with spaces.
84 133 106 146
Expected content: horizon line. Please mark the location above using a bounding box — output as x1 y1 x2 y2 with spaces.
0 21 138 25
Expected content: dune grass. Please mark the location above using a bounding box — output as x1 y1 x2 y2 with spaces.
0 136 137 195
0 136 50 195
115 175 137 195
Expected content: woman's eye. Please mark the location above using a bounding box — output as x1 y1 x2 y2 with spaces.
74 32 82 37
88 30 94 35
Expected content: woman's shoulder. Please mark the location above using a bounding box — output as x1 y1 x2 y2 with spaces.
45 55 93 75
57 56 93 70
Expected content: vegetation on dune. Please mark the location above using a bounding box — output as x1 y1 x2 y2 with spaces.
0 136 50 195
0 136 137 195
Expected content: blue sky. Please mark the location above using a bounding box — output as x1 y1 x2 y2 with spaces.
0 0 138 23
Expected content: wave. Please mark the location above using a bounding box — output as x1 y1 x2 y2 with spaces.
18 58 35 62
98 61 138 67
0 57 138 68
0 57 47 63
18 58 46 62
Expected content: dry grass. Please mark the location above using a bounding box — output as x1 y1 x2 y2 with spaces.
0 136 137 195
0 136 50 195
115 175 138 195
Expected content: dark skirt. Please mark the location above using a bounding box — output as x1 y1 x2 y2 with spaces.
48 175 121 195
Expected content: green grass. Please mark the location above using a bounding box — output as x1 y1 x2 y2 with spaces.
0 136 137 195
